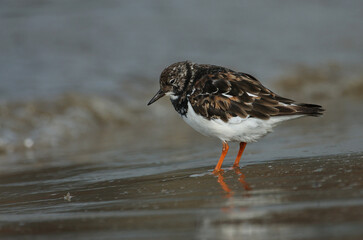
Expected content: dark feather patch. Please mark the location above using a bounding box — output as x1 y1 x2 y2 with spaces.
229 101 248 118
212 79 230 92
294 104 324 116
248 110 270 120
203 80 218 94
211 96 228 110
228 82 244 96
240 92 254 103
259 87 271 95
275 106 297 114
207 107 228 122
236 81 260 94
187 64 324 121
258 96 279 106
253 103 279 115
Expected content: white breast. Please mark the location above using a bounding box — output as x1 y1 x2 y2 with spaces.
182 102 301 143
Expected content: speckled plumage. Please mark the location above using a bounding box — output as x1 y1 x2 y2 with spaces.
149 61 323 122
148 61 324 171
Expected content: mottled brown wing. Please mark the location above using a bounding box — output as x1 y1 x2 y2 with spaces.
189 71 322 122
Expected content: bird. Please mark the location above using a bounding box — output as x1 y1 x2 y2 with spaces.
148 61 324 173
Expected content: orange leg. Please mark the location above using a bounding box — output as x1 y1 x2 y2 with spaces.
213 141 229 173
233 142 247 168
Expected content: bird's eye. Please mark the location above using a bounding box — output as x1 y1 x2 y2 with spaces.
170 79 176 84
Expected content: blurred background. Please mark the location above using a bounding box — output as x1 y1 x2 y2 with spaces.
0 0 362 169
1 1 363 239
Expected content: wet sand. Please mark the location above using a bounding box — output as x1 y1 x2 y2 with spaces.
0 152 362 240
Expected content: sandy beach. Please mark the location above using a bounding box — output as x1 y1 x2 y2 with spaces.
0 152 362 240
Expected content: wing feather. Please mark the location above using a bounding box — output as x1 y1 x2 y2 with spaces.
188 67 323 122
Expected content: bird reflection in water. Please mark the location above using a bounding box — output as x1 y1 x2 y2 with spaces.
214 168 251 198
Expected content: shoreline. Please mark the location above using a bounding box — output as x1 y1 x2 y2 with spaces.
0 152 362 239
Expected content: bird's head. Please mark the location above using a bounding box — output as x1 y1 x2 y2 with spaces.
148 61 194 105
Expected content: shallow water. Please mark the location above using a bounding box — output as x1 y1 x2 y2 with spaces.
1 152 362 240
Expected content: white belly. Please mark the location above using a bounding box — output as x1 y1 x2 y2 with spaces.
182 102 301 142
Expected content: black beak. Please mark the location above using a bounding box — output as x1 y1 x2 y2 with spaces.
147 89 165 105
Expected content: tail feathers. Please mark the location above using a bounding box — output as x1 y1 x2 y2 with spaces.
294 103 325 117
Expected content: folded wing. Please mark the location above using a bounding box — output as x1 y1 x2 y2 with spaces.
188 69 324 122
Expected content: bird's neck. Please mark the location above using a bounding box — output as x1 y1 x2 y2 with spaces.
170 94 188 116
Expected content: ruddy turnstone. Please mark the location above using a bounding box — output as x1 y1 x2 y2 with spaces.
148 61 324 173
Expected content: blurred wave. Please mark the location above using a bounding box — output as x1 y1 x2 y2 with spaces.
274 63 363 102
0 94 132 154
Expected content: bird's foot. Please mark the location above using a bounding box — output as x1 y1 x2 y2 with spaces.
232 164 240 169
212 169 224 175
